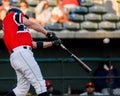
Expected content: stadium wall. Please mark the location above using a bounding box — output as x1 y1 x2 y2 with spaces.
0 38 120 95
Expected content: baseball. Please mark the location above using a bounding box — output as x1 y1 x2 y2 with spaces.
103 38 110 44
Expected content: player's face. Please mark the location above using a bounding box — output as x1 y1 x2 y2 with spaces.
86 87 95 94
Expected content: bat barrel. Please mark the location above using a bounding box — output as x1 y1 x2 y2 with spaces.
72 54 92 73
60 44 92 73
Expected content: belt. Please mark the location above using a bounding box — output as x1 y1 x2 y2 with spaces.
11 46 32 54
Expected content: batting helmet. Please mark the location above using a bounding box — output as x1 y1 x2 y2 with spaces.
6 7 29 18
6 8 23 15
45 80 52 88
86 82 95 88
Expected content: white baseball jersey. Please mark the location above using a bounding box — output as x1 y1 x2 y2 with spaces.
80 92 103 96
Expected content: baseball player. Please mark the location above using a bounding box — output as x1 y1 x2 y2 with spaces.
2 7 61 96
80 82 103 96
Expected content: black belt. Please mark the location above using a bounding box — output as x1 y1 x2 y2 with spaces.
11 46 31 53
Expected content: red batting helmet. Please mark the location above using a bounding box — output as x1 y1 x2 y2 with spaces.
45 80 52 88
86 82 95 88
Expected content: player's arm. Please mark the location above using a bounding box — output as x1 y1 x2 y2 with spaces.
32 39 62 49
23 17 47 35
23 17 58 40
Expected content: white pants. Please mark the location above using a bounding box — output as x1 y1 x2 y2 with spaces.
10 46 47 96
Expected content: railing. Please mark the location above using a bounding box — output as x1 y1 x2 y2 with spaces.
1 57 120 63
0 57 120 80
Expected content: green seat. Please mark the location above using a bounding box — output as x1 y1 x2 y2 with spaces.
63 22 80 31
98 21 116 31
70 6 88 14
102 13 120 22
89 5 107 14
45 23 63 31
48 0 57 7
85 13 102 22
81 21 98 31
116 22 120 29
26 0 40 6
69 13 84 22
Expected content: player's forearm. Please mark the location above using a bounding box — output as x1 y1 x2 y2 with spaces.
30 22 48 35
23 17 48 36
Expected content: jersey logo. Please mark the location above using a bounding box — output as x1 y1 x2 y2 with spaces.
14 13 29 33
17 24 29 33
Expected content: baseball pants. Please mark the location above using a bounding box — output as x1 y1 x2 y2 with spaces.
10 46 47 96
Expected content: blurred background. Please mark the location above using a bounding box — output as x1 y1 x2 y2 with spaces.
0 0 120 96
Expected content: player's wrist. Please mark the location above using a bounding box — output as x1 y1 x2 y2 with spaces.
37 41 43 48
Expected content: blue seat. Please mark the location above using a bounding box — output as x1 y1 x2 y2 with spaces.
70 6 88 14
45 23 63 31
80 1 94 7
69 13 84 22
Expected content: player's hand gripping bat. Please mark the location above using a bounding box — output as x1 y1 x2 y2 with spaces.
60 44 92 73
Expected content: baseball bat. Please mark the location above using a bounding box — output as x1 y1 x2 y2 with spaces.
60 44 92 73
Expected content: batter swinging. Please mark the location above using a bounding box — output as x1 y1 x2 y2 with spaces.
2 8 61 96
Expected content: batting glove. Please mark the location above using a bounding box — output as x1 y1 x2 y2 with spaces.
52 39 62 46
46 32 58 40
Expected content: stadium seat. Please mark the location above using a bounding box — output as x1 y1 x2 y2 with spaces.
116 22 120 30
48 0 57 7
98 21 116 31
69 13 84 22
70 6 88 14
81 21 98 31
11 0 20 6
80 1 94 7
84 13 102 22
45 23 63 31
26 0 40 6
102 13 120 22
63 22 80 31
89 5 107 14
